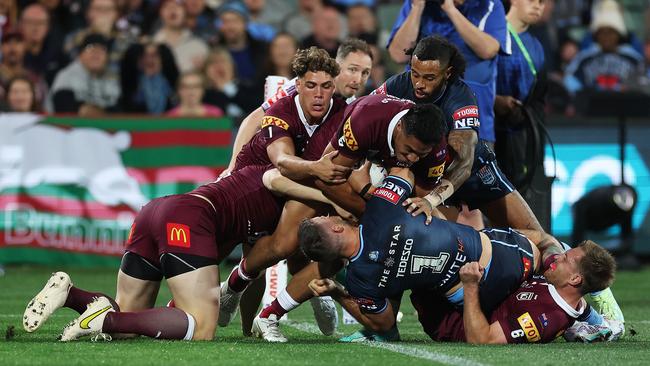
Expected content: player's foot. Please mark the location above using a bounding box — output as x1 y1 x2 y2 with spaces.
23 271 72 332
309 296 338 336
590 288 625 324
60 296 115 342
252 314 288 343
563 321 613 343
338 326 400 343
218 267 244 327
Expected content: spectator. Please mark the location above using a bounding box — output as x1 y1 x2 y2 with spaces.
243 0 290 38
0 0 17 35
167 71 224 117
263 32 298 79
120 42 179 114
564 0 644 94
153 0 209 72
184 0 217 43
494 0 547 190
346 3 377 40
0 29 47 108
202 47 260 121
19 3 67 86
4 76 39 112
300 5 342 58
282 0 322 41
216 1 268 84
645 38 650 78
47 33 121 115
242 0 278 42
117 0 159 37
387 0 507 145
63 0 138 76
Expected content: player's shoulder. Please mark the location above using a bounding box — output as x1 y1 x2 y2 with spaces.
446 79 476 103
384 71 412 96
263 93 299 128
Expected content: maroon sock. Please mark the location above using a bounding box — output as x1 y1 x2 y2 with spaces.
103 307 193 340
259 299 288 319
227 259 258 293
64 287 120 314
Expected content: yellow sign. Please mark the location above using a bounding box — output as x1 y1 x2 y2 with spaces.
517 312 541 342
427 163 445 178
261 116 289 130
343 117 359 151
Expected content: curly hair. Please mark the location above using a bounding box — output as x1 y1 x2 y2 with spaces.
406 36 466 81
291 47 340 78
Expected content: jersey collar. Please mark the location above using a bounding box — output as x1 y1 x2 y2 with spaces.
547 283 586 319
349 225 364 262
387 109 410 157
295 94 334 137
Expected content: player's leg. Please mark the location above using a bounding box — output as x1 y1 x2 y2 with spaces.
238 243 266 336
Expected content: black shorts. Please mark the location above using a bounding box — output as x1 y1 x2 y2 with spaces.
446 141 515 210
478 228 535 314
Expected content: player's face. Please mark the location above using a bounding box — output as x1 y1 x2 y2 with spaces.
335 51 372 98
512 0 545 25
296 71 336 122
543 247 585 287
393 122 434 166
410 56 451 100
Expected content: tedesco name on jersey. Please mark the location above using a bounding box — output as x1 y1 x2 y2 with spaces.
453 105 480 129
372 181 406 205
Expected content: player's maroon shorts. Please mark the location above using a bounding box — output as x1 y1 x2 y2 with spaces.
123 194 220 280
410 290 466 342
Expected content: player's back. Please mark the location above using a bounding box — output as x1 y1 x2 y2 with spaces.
348 176 483 300
191 165 284 245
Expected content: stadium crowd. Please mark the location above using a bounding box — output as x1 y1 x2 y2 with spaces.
0 0 648 118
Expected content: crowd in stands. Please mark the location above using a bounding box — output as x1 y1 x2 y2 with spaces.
0 0 648 119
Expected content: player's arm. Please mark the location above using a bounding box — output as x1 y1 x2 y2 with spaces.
267 138 351 183
441 0 499 60
262 169 357 221
314 143 367 217
460 262 508 344
443 129 477 194
517 229 564 271
309 279 396 333
220 107 265 177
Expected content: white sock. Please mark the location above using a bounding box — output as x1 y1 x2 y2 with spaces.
276 290 300 312
183 312 196 341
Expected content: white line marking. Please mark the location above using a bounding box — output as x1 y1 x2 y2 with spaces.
284 320 488 366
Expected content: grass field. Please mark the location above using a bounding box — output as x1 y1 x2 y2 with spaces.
1 265 649 366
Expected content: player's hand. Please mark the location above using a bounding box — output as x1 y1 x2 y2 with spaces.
312 151 352 184
348 160 372 194
217 166 234 181
459 262 484 286
309 279 337 297
403 195 436 225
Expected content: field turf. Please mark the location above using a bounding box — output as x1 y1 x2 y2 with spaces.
1 265 649 366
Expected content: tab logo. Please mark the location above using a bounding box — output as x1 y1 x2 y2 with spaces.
517 312 541 342
411 253 450 274
167 223 190 248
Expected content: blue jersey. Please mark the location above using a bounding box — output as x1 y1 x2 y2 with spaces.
497 30 545 102
345 176 483 314
387 0 507 142
375 74 480 136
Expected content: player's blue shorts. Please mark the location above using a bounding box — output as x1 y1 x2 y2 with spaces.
446 141 515 210
478 228 535 313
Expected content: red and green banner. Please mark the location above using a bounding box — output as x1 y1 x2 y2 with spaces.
0 114 232 266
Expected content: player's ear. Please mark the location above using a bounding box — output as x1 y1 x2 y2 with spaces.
332 224 345 233
569 272 583 288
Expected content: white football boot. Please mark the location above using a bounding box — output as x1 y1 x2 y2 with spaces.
252 314 288 343
23 272 72 332
60 296 115 342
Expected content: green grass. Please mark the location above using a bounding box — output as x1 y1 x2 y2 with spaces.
1 265 649 365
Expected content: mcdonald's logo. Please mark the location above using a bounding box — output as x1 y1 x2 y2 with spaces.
167 223 191 248
126 223 135 246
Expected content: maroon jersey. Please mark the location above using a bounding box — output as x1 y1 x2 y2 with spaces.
190 165 284 245
412 276 584 344
331 94 448 189
235 92 348 170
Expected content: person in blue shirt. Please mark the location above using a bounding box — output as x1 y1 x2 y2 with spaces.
494 0 547 191
387 0 507 145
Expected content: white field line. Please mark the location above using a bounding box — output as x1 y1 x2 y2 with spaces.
284 320 488 366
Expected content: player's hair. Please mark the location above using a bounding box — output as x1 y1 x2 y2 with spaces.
401 103 448 146
576 240 616 294
407 36 466 81
336 38 373 62
298 219 340 262
292 47 340 78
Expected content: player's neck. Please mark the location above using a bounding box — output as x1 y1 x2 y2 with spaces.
507 13 529 33
345 227 362 259
555 286 582 310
